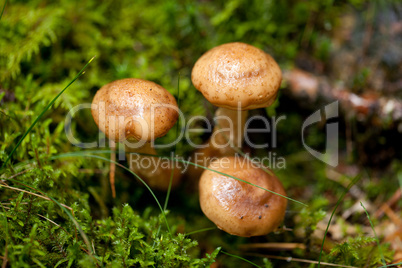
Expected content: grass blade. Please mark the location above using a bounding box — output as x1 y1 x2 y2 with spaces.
175 158 306 206
152 74 183 241
0 0 7 21
51 153 171 234
3 178 100 266
361 202 386 266
379 262 402 268
184 227 217 236
317 175 362 267
1 56 95 170
163 74 181 212
52 150 307 207
221 250 262 268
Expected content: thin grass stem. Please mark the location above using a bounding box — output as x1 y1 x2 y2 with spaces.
221 250 262 268
163 74 181 212
0 0 7 21
378 262 402 268
1 56 95 170
361 202 386 266
51 151 307 206
318 175 362 267
184 227 216 236
3 178 100 266
53 153 171 235
50 151 308 207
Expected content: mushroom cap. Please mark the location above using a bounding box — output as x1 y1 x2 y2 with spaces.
191 42 282 110
199 156 287 237
91 78 178 142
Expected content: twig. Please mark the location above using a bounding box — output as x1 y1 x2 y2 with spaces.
0 202 28 206
374 189 402 219
284 68 402 125
245 253 358 268
0 184 72 211
240 243 306 251
34 148 42 169
381 203 402 226
5 169 32 180
1 243 7 268
36 213 62 228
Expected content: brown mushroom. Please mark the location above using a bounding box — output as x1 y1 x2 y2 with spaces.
188 42 282 179
199 156 287 237
91 78 181 191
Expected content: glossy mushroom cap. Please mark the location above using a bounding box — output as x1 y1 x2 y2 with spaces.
199 156 287 237
191 42 282 110
91 78 178 142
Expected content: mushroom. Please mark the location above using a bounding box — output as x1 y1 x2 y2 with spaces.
189 42 282 178
91 78 181 191
199 156 287 237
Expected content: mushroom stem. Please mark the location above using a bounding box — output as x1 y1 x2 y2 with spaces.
125 142 181 191
209 107 248 156
186 108 248 185
125 140 156 155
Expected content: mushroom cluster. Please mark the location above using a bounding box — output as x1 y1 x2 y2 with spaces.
90 42 287 238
